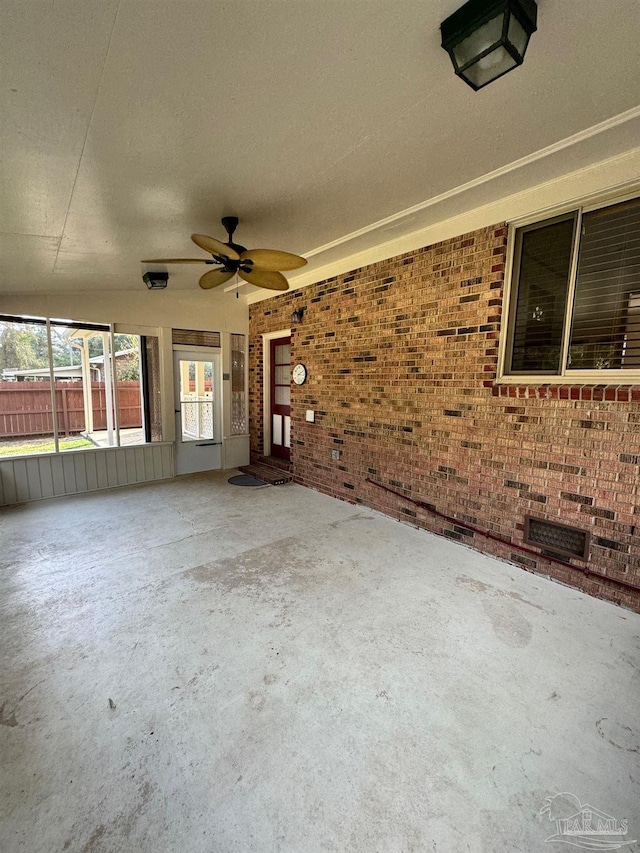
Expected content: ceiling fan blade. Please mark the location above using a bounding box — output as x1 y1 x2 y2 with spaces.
238 268 289 291
240 248 307 271
191 234 240 261
199 269 235 290
141 258 211 264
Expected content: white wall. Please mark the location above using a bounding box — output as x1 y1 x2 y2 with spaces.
0 289 249 334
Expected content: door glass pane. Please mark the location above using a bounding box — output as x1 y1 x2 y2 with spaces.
272 414 282 445
275 385 291 406
179 359 214 442
274 364 290 385
274 344 290 364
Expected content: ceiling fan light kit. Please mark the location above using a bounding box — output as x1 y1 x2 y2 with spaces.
441 0 537 91
142 217 307 294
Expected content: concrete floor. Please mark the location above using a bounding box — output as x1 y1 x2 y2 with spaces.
1 472 639 853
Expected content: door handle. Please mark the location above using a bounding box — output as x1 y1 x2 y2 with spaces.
195 441 222 447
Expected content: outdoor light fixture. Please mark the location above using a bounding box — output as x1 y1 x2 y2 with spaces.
440 0 537 91
290 306 305 325
143 272 169 290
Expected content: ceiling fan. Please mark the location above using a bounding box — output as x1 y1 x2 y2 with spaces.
142 216 307 291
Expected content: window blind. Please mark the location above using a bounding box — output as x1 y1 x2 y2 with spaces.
568 197 640 370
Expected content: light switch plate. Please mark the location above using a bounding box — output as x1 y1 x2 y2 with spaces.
306 410 315 422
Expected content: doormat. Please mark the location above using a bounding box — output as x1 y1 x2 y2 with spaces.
228 474 268 487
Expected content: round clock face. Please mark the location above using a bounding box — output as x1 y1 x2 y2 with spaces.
292 363 307 385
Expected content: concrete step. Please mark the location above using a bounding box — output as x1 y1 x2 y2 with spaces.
256 455 293 473
238 463 293 485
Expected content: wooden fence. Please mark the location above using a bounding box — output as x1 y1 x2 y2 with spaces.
0 381 142 438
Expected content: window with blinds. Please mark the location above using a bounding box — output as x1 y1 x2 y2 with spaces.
503 194 640 378
569 198 640 370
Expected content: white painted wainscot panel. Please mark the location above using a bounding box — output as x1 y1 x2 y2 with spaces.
0 443 174 506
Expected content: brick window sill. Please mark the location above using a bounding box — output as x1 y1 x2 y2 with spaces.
485 381 640 402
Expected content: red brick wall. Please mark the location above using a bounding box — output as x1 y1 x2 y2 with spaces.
249 224 640 611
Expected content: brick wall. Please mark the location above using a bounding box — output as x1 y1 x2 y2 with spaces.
249 224 640 612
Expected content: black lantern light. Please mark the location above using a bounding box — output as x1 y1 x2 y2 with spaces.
290 306 305 325
441 0 537 91
142 272 169 290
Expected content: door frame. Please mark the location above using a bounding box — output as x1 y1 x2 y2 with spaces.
173 345 222 475
261 329 290 457
269 335 292 460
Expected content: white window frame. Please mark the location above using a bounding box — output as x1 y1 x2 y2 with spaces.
497 186 640 384
0 314 155 457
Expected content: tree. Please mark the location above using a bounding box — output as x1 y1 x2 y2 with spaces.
0 322 48 373
0 322 141 380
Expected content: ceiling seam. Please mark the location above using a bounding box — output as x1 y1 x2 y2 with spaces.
51 0 123 274
1 231 63 239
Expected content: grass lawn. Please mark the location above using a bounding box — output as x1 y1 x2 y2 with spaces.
0 437 95 457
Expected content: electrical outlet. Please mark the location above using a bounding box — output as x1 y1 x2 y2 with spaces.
331 449 340 460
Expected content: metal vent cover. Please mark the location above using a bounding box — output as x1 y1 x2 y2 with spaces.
524 516 590 560
172 329 220 348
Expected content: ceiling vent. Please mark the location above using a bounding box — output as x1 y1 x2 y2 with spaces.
172 329 221 348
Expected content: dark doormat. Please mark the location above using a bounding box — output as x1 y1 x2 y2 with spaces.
228 474 268 487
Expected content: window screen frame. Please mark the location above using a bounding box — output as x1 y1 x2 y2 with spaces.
498 188 640 383
0 314 158 457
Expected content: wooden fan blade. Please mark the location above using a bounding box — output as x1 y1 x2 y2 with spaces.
141 258 211 264
191 234 240 261
199 269 235 290
238 268 289 291
240 248 307 271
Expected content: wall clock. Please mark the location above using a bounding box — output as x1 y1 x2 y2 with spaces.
292 363 308 385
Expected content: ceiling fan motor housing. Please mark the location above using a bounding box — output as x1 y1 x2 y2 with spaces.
220 216 246 256
221 216 247 256
221 216 238 233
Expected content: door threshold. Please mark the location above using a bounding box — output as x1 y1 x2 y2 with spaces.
258 455 293 472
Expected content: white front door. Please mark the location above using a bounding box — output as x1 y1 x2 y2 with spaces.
173 348 222 475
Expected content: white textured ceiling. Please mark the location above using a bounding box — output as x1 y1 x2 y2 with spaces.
1 0 640 297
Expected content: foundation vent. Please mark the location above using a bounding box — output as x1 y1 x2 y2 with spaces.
172 329 220 348
524 516 590 560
